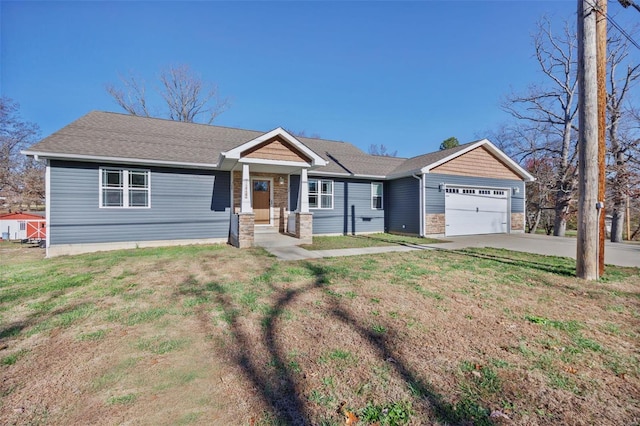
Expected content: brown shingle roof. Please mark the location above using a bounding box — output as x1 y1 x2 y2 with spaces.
28 111 514 180
29 111 262 165
28 111 407 176
388 141 480 176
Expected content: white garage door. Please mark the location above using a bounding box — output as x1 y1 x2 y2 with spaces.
445 187 508 236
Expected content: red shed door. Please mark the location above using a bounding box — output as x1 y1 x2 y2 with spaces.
26 221 46 240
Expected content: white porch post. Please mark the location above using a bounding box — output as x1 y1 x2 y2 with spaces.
297 168 309 213
241 163 252 212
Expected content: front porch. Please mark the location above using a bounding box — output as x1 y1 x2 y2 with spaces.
216 127 327 249
227 165 314 249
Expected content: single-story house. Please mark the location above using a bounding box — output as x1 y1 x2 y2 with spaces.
23 111 534 257
0 212 46 241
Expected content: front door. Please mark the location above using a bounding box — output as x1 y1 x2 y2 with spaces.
252 179 271 225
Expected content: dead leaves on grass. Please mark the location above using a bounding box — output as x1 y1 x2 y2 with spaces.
564 366 578 374
338 401 359 425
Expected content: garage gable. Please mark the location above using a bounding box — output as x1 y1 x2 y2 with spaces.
431 146 521 180
241 136 312 163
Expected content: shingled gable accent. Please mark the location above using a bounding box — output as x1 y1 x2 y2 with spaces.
431 145 522 180
220 127 327 167
424 139 535 182
242 136 312 163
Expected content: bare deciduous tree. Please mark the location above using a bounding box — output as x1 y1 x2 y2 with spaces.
105 72 152 117
502 17 579 237
488 123 558 234
606 34 640 242
0 97 43 210
291 130 322 139
368 144 398 157
106 64 230 124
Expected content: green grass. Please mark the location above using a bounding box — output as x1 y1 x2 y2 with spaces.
1 349 29 366
1 242 638 425
107 393 137 405
77 329 108 341
92 357 139 391
525 315 583 333
300 233 444 250
120 308 169 326
359 400 414 425
135 336 187 354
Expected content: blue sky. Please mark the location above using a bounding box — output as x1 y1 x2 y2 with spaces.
2 1 638 157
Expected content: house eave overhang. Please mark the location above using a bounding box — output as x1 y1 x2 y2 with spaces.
307 170 387 179
219 127 328 167
420 139 535 182
21 150 219 170
385 169 423 180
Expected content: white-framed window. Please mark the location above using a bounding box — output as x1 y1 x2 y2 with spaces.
19 221 26 231
371 182 383 210
308 178 333 209
99 168 150 208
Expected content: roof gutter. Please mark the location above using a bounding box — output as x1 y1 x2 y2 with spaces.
412 173 425 237
21 150 219 170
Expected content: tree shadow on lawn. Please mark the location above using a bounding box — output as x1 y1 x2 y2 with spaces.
192 262 493 425
0 298 90 343
450 248 577 277
351 234 442 249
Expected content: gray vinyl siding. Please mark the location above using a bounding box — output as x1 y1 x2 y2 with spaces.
49 161 230 245
387 177 420 235
290 176 384 234
424 173 525 213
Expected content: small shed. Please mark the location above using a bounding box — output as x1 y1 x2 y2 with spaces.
0 212 46 241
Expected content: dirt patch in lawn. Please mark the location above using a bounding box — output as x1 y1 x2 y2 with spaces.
1 244 638 425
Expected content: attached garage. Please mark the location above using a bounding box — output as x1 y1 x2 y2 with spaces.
444 186 508 236
401 139 536 237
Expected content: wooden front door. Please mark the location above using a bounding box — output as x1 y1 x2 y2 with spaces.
252 179 271 224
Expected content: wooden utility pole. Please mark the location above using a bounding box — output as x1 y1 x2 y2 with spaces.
596 0 607 276
577 0 599 280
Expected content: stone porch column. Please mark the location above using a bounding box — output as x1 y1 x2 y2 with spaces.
236 213 255 248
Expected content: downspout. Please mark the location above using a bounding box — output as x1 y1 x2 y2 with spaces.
412 173 425 237
45 159 51 257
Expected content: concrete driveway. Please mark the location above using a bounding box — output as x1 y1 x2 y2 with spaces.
425 233 640 268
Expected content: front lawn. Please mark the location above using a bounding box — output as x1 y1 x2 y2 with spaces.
1 243 638 425
300 233 445 250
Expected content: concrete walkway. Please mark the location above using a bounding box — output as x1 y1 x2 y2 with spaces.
255 231 640 268
254 231 431 261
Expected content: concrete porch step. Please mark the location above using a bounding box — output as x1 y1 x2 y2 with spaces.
254 226 279 234
254 231 311 248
